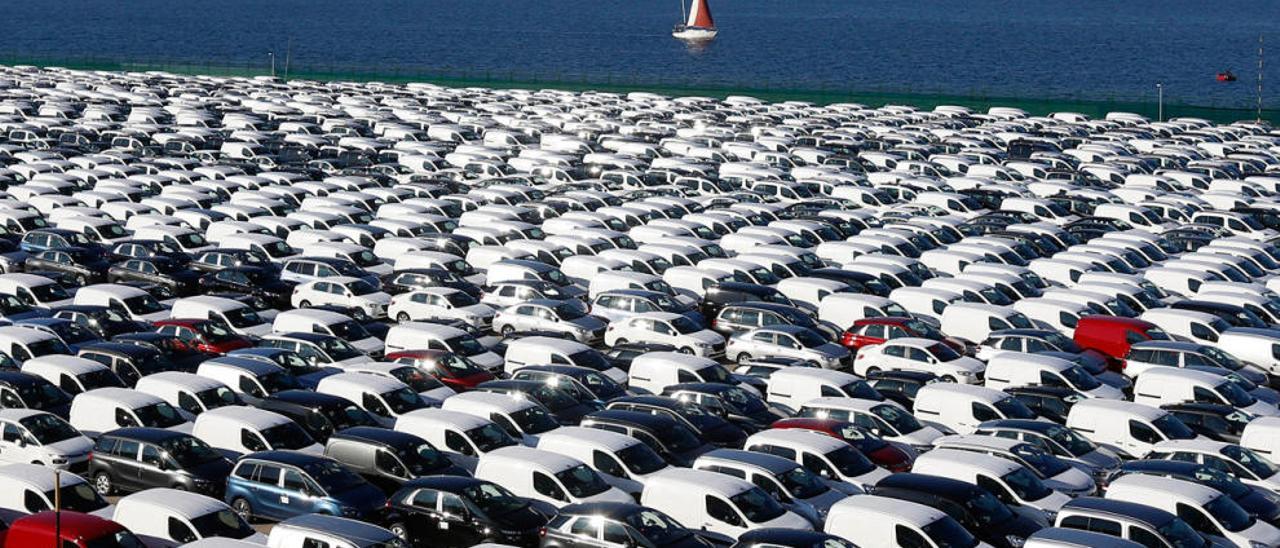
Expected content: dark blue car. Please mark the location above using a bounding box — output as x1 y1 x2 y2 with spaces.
225 450 387 522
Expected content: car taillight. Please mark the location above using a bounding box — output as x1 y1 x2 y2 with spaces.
840 331 855 347
710 318 718 330
856 353 866 360
538 527 547 538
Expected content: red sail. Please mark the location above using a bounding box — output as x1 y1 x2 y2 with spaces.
687 0 715 28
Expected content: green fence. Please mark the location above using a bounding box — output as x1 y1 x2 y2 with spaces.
2 53 1274 125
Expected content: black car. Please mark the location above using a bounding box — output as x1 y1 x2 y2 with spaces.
111 332 208 371
660 382 784 431
1111 459 1280 527
582 409 715 466
324 426 469 494
258 390 381 443
0 371 73 418
607 395 748 448
108 240 192 266
52 305 149 338
386 476 550 547
23 246 111 286
872 473 1042 548
542 502 714 548
76 342 171 387
509 364 627 401
603 342 676 372
382 268 482 299
198 266 296 308
107 257 203 297
476 379 599 425
700 282 794 320
1160 402 1251 443
1170 300 1270 329
865 370 936 408
189 248 277 273
1003 385 1082 423
731 528 856 548
89 427 233 497
800 268 894 297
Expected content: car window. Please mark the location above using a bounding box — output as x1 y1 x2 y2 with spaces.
706 495 741 526
895 525 928 548
533 471 567 501
168 517 197 543
1130 420 1160 444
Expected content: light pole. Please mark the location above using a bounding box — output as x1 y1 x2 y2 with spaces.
1156 82 1164 122
268 52 276 77
53 469 61 548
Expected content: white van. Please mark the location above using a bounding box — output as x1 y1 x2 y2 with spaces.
913 448 1071 518
1242 416 1280 465
315 373 427 428
393 408 516 472
1065 399 1198 458
441 391 562 446
134 372 240 421
940 302 1036 345
0 408 92 470
272 309 383 356
72 284 169 323
192 406 321 457
20 355 122 396
383 322 502 370
913 383 1043 435
68 387 192 437
112 488 266 545
1105 474 1280 547
535 426 669 498
764 368 880 414
627 352 736 396
502 336 626 384
1133 367 1278 417
1139 308 1229 346
824 495 988 548
640 468 811 539
475 445 631 508
170 296 272 337
983 352 1124 399
816 294 913 331
742 428 888 493
0 273 74 309
0 462 112 518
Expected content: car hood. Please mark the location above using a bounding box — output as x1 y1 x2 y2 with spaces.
1029 489 1070 513
569 316 607 331
758 510 815 532
1046 466 1096 496
990 512 1045 545
687 330 725 345
188 457 235 481
45 436 94 458
489 502 550 531
581 486 634 504
333 482 388 512
1078 447 1122 471
896 425 944 448
1084 383 1125 400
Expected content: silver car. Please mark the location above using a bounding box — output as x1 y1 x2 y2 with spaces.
492 298 607 343
727 325 850 369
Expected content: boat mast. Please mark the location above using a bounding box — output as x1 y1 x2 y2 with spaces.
1258 33 1265 122
680 0 687 24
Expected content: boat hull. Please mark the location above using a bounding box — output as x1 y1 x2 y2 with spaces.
673 26 718 41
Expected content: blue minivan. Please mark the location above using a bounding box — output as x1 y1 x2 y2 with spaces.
225 450 387 522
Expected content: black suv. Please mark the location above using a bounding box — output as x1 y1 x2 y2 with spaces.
258 390 381 443
89 427 233 497
386 476 549 547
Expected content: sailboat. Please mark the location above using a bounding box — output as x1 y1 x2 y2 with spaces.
673 0 717 41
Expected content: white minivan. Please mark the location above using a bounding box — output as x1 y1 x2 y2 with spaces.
112 487 267 545
536 426 669 498
1065 399 1199 458
640 468 812 539
475 445 631 509
0 408 93 470
68 387 193 438
192 406 322 458
824 495 991 548
913 383 1044 435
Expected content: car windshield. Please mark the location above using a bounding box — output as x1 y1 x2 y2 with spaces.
1216 381 1257 408
161 435 223 466
964 488 1016 526
923 516 980 548
906 320 943 339
617 442 668 475
654 422 704 453
262 421 315 450
134 402 186 428
195 321 238 343
1222 445 1279 479
447 336 487 357
625 509 691 544
194 386 239 410
719 386 767 413
383 388 427 414
826 445 876 477
50 321 98 344
462 482 528 516
566 350 612 373
329 320 371 342
554 304 586 321
1205 494 1256 532
1042 332 1081 352
318 337 364 360
794 329 827 348
1202 347 1244 370
1153 414 1197 440
927 343 961 361
510 405 560 434
555 464 610 497
223 307 264 328
1060 365 1102 390
1010 443 1071 477
435 353 487 376
190 508 256 540
526 385 579 412
444 291 479 307
176 232 208 248
123 294 165 314
730 487 786 523
884 303 912 317
17 380 71 408
47 482 108 513
348 280 380 296
19 413 80 444
669 316 702 334
397 442 451 475
1158 517 1212 548
1045 425 1097 456
840 381 883 401
31 283 70 302
78 369 125 390
1001 467 1052 501
993 396 1039 420
777 466 830 498
696 365 731 384
466 424 517 452
873 404 924 434
260 371 302 393
1192 467 1251 498
306 459 367 492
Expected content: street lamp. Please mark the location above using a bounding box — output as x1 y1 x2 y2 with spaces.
1156 82 1164 122
268 52 276 77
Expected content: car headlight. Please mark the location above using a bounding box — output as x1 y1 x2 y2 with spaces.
1251 542 1271 548
1006 535 1026 547
957 370 974 377
50 457 67 465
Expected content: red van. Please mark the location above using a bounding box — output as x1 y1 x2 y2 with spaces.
1072 315 1170 370
4 511 142 548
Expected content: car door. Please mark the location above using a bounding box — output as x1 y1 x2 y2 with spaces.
250 463 287 520
0 420 35 464
137 442 173 489
111 438 143 491
851 323 887 348
280 468 320 517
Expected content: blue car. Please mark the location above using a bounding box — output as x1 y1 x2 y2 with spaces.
225 450 388 522
228 346 341 388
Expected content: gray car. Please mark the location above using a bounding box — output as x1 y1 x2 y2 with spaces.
492 298 607 343
727 325 850 369
590 288 702 324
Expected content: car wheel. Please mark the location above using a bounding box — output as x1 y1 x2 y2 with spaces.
299 300 312 308
736 353 753 364
865 366 881 377
94 472 113 496
388 522 409 541
680 347 695 355
397 312 411 322
614 338 628 346
30 461 42 466
231 498 253 522
500 325 515 335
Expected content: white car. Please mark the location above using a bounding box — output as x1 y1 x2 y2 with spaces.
388 287 496 329
290 276 392 319
853 337 986 383
603 311 726 358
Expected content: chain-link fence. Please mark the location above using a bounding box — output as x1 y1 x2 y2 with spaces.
2 53 1274 125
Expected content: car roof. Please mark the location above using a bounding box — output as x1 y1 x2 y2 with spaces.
1062 496 1175 526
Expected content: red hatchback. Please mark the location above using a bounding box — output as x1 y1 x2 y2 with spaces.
388 349 495 390
4 511 140 548
841 316 966 354
772 417 914 472
153 319 253 355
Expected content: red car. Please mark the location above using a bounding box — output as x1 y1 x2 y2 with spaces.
841 316 967 354
153 318 253 355
771 417 914 472
1072 315 1170 371
3 511 140 548
387 349 495 390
